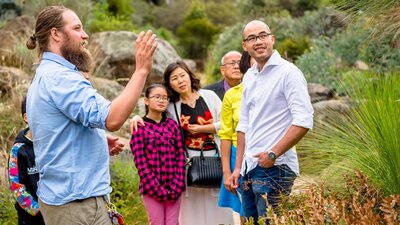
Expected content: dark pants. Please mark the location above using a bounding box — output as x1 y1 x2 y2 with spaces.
237 164 296 225
16 204 45 225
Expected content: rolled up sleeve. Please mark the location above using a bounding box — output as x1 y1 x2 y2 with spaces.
284 68 314 129
48 71 111 130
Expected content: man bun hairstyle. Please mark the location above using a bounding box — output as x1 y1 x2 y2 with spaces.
26 5 70 56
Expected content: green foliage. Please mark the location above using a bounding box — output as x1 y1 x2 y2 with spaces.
296 37 338 87
361 36 400 72
237 0 326 19
0 93 25 225
0 184 17 225
276 36 310 61
110 154 147 224
151 0 191 32
131 0 156 28
266 7 347 44
237 0 279 19
304 72 400 195
297 18 400 89
204 0 240 28
107 0 133 17
205 23 244 83
18 0 92 25
86 1 135 33
177 3 219 59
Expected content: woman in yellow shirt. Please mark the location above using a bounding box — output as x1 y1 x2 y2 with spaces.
218 51 254 218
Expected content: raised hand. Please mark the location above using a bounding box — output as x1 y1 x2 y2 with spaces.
134 30 158 75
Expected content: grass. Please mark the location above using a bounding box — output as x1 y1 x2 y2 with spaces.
301 72 400 195
110 151 148 224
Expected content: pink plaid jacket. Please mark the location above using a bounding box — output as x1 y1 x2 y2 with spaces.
130 116 186 202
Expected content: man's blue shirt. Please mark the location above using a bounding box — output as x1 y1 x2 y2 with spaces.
27 52 112 205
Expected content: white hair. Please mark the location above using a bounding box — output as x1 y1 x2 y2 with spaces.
221 50 242 65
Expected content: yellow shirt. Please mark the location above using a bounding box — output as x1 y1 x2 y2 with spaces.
218 84 242 147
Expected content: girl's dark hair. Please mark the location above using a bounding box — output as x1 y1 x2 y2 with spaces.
21 96 27 118
239 51 252 74
144 84 167 117
26 6 70 57
162 60 200 102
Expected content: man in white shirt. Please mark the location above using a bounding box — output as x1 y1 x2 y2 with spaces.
230 20 314 224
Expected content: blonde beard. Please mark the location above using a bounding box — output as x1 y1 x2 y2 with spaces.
60 38 93 72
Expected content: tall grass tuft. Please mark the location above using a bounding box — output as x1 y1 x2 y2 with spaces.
333 0 400 42
304 71 399 195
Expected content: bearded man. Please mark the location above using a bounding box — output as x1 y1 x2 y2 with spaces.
26 6 157 225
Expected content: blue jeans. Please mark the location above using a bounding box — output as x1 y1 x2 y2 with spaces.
237 164 296 225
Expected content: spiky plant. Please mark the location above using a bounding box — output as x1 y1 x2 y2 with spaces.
304 71 399 195
333 0 400 42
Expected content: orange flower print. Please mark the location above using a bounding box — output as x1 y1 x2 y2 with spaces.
188 137 203 149
180 115 191 129
197 111 213 125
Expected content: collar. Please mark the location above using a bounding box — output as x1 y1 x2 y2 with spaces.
223 79 231 92
251 50 282 73
143 115 167 124
42 52 78 71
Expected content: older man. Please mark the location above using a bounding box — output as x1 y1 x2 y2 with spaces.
26 6 157 225
230 20 314 224
204 51 243 100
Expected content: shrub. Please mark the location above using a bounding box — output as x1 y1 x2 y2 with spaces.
263 171 400 224
362 36 400 72
152 0 191 33
205 23 244 83
107 0 133 17
204 0 240 28
110 153 147 224
0 183 17 225
296 37 338 87
0 92 25 225
177 3 219 60
276 36 310 62
86 1 135 33
18 0 92 25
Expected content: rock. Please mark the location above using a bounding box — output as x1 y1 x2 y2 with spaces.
0 15 35 67
312 98 352 121
0 66 30 97
308 83 335 103
90 77 124 101
182 58 197 73
354 60 369 70
89 31 181 86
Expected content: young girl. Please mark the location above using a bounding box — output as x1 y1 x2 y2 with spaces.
130 84 186 225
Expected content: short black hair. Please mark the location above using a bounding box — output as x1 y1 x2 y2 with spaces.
21 96 27 118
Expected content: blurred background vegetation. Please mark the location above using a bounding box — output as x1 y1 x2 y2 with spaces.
1 0 399 224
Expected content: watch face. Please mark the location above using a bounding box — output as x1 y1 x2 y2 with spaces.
268 151 276 160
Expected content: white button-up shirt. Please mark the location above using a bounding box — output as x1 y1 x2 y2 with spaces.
236 51 314 176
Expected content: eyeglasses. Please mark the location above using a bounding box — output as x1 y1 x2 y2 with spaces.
243 32 272 44
222 60 240 67
148 95 169 102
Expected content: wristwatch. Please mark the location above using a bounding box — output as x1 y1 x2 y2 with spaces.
267 150 277 160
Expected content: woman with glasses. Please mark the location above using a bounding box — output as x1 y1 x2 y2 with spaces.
130 84 186 225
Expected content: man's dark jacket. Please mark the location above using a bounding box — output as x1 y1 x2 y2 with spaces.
204 79 225 100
